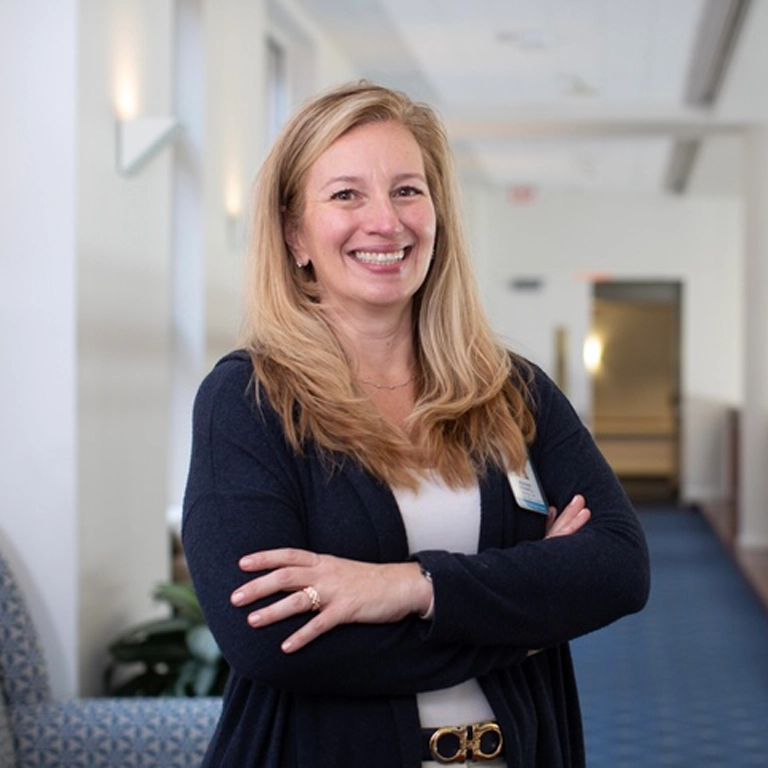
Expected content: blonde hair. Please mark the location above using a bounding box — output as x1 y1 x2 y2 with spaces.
242 81 534 488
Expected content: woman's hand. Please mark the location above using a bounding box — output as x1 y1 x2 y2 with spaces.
520 494 591 658
545 494 591 538
232 494 590 654
230 550 432 653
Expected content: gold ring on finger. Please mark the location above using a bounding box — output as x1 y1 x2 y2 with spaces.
302 585 321 612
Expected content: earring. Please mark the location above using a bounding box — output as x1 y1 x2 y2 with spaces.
296 260 306 269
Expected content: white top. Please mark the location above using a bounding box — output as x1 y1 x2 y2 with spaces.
393 474 507 767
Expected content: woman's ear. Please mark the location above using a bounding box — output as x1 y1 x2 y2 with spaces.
284 220 307 267
284 218 300 251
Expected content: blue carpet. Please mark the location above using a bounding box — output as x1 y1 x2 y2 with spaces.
570 507 768 767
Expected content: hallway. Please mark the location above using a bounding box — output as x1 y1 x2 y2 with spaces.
571 507 768 766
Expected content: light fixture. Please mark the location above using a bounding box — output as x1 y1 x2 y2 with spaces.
115 85 138 122
116 116 182 176
583 334 603 375
113 60 181 175
224 181 242 220
224 178 245 250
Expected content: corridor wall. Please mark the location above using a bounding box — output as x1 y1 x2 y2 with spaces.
466 186 742 506
0 0 79 699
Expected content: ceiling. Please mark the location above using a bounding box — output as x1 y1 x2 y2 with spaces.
282 0 759 195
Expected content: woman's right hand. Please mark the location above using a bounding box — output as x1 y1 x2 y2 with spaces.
545 494 591 538
231 550 431 653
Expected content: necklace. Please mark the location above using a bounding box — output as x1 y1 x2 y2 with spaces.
357 374 414 391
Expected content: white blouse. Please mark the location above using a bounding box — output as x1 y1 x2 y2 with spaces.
393 474 507 767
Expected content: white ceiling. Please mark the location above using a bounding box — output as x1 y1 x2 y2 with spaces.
283 0 760 195
376 0 702 106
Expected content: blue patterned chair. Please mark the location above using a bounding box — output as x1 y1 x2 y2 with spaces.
0 548 221 767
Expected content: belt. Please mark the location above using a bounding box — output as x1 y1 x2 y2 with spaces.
421 721 504 763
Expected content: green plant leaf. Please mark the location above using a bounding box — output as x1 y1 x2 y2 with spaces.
104 579 227 697
110 616 192 644
106 666 178 697
172 659 200 696
186 625 222 664
108 620 193 664
193 662 219 697
153 582 205 622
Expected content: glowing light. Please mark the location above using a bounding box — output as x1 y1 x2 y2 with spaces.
115 80 138 120
583 334 603 374
225 180 242 219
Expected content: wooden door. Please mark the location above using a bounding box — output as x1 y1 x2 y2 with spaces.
591 282 681 503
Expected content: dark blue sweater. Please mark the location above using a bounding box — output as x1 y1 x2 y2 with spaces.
182 351 650 767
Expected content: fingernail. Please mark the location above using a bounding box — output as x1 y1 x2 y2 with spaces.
231 591 245 605
281 640 293 652
239 556 253 568
571 494 582 505
248 612 261 626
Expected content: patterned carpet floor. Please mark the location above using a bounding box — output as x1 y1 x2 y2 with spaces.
570 507 768 767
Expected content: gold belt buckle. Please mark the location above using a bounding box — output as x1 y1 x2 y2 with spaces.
428 721 503 763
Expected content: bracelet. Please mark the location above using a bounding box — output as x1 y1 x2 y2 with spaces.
418 563 434 620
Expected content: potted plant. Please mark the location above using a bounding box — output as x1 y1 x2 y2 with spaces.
104 582 228 697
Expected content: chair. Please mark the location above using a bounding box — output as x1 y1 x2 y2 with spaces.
0 547 221 767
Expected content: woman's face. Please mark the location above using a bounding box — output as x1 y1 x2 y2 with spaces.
287 120 437 319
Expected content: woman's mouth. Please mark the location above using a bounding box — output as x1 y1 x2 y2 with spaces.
350 248 407 266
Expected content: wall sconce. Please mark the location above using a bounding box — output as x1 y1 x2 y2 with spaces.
583 333 603 375
225 181 245 250
116 116 182 176
114 65 181 175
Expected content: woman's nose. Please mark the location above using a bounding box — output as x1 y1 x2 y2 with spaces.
363 193 403 235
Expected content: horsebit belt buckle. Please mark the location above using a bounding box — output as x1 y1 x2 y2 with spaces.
428 720 503 763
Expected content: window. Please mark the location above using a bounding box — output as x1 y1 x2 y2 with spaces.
266 36 289 143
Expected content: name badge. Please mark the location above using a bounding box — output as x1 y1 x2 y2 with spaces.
508 456 549 515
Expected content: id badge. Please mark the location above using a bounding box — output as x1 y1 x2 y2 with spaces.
507 456 549 515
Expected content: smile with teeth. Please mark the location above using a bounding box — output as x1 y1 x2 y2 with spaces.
351 248 407 265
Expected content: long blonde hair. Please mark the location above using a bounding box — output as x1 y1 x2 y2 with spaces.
242 81 534 488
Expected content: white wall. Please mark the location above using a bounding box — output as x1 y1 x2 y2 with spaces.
203 0 359 372
1 0 360 699
77 0 178 695
270 0 360 103
0 0 79 698
203 0 268 366
467 188 743 504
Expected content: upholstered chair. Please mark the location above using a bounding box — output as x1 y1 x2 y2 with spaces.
0 548 221 767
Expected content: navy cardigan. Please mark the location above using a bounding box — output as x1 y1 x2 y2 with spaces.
182 351 650 767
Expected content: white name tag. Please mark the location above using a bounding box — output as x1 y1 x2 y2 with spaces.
508 457 549 515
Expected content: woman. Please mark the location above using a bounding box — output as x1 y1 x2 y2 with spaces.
182 81 650 767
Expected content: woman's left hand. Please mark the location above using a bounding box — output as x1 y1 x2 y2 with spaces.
230 550 431 653
545 494 591 538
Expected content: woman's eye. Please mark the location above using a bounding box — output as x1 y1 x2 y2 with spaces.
394 185 424 198
330 189 355 201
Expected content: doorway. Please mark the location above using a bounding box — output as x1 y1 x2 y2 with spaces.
590 281 682 504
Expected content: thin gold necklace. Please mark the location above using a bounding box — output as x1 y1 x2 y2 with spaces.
358 374 414 390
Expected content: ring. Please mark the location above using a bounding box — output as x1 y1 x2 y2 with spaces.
303 586 321 612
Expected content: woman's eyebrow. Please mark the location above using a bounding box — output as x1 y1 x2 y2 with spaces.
321 175 362 189
320 172 427 190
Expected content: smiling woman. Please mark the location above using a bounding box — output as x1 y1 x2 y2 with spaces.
284 120 437 322
181 81 649 768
